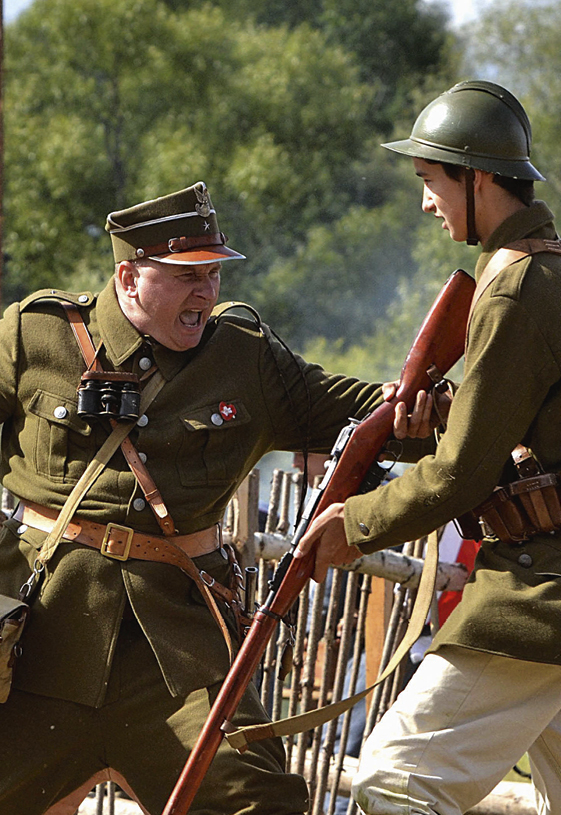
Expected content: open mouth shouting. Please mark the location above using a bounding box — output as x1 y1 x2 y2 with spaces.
180 309 204 328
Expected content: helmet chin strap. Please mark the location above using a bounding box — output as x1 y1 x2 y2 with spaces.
465 167 479 245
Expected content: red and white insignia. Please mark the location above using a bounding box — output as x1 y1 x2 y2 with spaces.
219 401 237 421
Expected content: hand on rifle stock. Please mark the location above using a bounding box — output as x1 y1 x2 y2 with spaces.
293 502 362 583
295 380 455 582
382 380 453 440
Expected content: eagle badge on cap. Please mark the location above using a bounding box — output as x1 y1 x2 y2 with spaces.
194 183 212 218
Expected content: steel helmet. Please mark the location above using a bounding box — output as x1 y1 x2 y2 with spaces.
382 80 545 181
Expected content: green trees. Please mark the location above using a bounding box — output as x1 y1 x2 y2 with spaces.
462 0 561 216
5 0 173 297
4 0 459 378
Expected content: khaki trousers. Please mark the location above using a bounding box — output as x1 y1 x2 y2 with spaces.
0 617 309 815
352 646 561 815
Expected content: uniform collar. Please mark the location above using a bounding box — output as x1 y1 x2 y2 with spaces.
97 279 144 367
476 200 557 281
96 278 214 379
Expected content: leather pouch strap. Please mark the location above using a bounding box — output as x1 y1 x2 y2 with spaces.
511 443 541 477
62 303 176 535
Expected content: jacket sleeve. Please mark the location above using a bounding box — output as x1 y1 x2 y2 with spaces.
0 303 20 423
257 326 385 453
344 272 561 553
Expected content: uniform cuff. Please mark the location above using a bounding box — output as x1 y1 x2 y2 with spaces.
344 494 386 555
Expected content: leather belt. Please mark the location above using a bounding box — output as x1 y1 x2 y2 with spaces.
14 502 238 660
13 502 219 564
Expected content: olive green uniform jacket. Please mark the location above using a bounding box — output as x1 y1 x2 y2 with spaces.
345 200 561 666
0 281 382 707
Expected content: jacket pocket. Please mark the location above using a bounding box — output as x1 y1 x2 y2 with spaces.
28 389 91 484
177 399 252 486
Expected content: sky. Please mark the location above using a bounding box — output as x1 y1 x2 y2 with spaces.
4 0 491 26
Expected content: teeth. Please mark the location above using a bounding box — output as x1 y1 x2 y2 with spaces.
181 310 201 327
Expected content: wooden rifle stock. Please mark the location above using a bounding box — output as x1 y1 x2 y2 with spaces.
162 269 476 815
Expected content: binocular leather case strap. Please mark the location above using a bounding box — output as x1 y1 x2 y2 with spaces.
62 302 176 536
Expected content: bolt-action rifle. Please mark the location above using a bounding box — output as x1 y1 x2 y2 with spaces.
162 268 476 815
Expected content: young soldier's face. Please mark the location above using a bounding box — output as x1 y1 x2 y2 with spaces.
413 158 468 242
120 260 221 351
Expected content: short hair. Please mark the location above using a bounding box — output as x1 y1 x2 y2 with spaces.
426 159 535 206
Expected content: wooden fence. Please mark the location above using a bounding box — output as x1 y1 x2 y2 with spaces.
30 469 535 815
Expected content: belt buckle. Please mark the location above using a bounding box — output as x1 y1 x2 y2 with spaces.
101 523 134 561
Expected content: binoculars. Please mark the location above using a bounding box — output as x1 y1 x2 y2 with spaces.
77 371 141 422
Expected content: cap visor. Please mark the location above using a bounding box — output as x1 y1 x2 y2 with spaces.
150 245 246 265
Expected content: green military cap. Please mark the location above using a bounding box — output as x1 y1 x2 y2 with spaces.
382 80 545 181
105 181 246 265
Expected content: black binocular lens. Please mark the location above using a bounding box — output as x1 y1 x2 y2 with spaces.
78 376 141 423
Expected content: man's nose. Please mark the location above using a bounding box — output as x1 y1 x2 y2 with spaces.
421 188 435 214
194 275 217 298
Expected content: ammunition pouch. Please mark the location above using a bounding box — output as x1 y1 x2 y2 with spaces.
476 471 561 543
0 595 29 703
457 444 561 544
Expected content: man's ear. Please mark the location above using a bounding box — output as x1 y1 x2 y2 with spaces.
473 168 493 195
116 261 139 299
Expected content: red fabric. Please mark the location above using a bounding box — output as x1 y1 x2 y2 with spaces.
438 539 480 625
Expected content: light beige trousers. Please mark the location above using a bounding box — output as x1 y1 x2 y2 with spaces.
352 646 561 815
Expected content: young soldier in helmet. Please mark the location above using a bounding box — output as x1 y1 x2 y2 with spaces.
296 81 561 815
0 181 383 815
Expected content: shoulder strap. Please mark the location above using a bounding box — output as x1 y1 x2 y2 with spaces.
20 289 95 311
468 238 561 327
62 303 177 536
211 301 261 323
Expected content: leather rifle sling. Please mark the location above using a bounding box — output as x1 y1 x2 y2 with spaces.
225 529 440 751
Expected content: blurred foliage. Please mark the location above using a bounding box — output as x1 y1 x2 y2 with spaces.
303 0 561 380
3 0 456 330
302 217 475 382
202 0 455 132
461 0 561 215
4 0 561 385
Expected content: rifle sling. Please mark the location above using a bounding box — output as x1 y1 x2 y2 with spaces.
225 529 439 751
229 238 561 751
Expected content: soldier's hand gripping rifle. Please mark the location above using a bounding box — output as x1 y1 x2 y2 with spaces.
162 268 476 815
